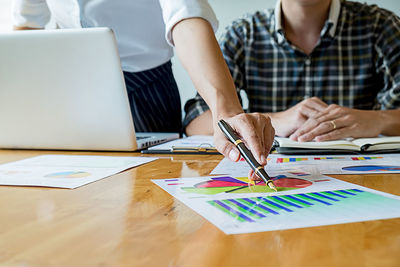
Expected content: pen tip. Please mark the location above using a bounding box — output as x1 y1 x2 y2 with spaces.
267 181 278 192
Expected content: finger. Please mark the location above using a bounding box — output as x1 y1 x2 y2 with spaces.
291 111 340 140
297 120 337 142
214 132 241 162
297 104 321 118
311 104 342 121
290 117 320 140
230 114 268 165
304 97 328 111
259 121 266 155
248 169 262 182
315 127 351 141
264 122 275 157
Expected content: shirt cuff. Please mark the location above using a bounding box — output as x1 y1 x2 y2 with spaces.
13 0 51 28
160 0 219 46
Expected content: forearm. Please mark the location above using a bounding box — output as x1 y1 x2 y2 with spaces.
172 18 243 122
377 109 400 136
185 110 213 136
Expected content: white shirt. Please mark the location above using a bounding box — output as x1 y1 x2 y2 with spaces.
13 0 218 72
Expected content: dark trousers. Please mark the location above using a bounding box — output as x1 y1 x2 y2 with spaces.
123 61 182 133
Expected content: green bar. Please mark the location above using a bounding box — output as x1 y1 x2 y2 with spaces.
350 189 363 193
266 196 292 207
251 197 283 211
238 198 271 216
295 194 315 202
208 200 246 222
320 191 339 199
281 195 310 207
309 192 330 201
333 190 349 197
221 200 262 219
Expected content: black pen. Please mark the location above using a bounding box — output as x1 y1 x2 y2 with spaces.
218 119 277 192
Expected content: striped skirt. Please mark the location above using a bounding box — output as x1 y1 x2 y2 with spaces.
123 61 182 133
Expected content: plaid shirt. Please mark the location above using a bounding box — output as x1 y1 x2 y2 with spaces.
183 0 400 129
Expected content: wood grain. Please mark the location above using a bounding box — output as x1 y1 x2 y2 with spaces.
0 150 399 267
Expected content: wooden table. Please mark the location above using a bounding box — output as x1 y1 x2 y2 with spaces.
0 149 399 267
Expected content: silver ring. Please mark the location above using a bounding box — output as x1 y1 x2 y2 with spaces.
330 120 337 130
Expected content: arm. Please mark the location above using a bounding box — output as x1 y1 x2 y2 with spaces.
186 110 213 136
172 18 274 163
291 11 400 142
290 107 400 142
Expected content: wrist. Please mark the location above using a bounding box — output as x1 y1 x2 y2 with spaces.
210 101 244 123
376 110 400 135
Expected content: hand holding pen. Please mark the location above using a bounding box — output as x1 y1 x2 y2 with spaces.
218 119 277 192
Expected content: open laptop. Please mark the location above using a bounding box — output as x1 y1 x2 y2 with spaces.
0 28 178 151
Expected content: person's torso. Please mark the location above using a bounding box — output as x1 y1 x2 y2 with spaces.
226 1 394 113
46 0 173 72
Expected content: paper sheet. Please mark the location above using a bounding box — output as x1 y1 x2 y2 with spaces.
211 154 400 176
153 173 400 234
147 135 214 151
0 155 157 189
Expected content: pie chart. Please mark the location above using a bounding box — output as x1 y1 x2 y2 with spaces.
181 175 312 195
342 165 400 172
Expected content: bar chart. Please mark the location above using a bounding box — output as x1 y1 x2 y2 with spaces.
207 189 400 224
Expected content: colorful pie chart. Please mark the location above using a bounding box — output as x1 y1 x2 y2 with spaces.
181 175 312 194
342 165 400 172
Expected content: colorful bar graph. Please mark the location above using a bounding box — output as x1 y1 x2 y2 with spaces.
207 189 397 223
351 157 383 160
314 157 345 160
275 156 384 163
276 157 308 163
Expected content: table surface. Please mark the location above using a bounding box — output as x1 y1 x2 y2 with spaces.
0 149 399 267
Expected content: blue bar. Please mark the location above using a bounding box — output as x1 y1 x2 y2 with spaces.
325 191 348 198
214 200 255 222
339 190 356 196
289 158 296 162
244 198 279 215
272 196 303 208
351 189 364 193
258 197 293 212
228 199 266 218
298 194 332 205
312 192 339 202
286 195 314 205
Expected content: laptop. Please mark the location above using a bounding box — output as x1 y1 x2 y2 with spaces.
0 28 178 151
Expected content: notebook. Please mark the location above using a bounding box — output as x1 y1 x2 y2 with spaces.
274 136 400 154
142 135 219 154
0 28 178 151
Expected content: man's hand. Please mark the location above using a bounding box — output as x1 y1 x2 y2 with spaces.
213 113 275 166
268 97 328 137
290 105 384 142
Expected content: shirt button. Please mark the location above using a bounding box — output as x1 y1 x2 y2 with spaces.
305 59 311 65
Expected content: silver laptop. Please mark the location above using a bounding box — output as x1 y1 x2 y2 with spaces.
0 28 178 151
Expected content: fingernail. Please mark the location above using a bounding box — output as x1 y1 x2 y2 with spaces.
229 149 239 161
